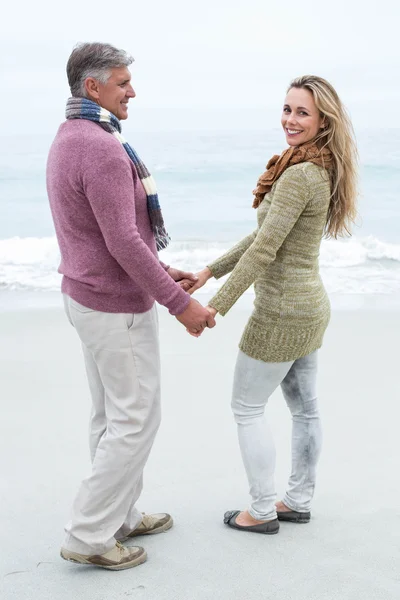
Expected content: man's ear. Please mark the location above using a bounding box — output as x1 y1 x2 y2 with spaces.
84 77 100 102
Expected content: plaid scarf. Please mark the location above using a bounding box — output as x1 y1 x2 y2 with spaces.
66 97 170 251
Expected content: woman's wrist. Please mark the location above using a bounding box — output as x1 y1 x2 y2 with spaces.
202 267 213 280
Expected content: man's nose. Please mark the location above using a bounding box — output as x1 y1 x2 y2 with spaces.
127 85 136 98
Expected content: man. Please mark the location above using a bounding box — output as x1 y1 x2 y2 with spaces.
47 42 214 571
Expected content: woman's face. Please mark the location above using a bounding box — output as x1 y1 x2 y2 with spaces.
281 87 324 147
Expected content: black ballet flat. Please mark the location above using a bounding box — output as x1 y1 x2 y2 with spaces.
223 510 279 534
277 509 311 523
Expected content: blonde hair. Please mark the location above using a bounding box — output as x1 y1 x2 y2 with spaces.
288 75 358 238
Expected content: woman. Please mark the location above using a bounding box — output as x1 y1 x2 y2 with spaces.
190 75 357 533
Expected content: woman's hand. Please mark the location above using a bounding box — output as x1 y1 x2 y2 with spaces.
187 267 213 295
206 306 218 319
167 267 198 292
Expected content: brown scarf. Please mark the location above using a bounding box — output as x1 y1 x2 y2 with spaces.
252 141 333 208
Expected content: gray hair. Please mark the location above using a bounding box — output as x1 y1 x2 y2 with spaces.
67 42 134 97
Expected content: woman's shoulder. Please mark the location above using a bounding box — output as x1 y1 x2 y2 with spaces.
280 162 329 187
270 162 329 203
285 161 328 176
273 163 311 190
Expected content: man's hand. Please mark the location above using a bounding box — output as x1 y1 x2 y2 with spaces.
187 267 213 295
185 305 218 337
175 298 216 334
167 267 198 291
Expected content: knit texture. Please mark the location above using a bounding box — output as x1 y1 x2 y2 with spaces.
252 140 333 208
208 162 331 362
46 119 190 316
66 97 170 251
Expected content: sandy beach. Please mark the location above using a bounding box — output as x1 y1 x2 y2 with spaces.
1 300 400 600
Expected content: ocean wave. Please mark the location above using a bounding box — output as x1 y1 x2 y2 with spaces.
1 235 400 295
320 237 400 267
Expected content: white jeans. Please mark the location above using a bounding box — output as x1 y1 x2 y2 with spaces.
63 295 161 555
232 350 322 521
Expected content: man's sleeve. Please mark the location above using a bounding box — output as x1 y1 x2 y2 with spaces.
81 147 190 315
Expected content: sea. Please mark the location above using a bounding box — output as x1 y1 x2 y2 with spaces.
1 127 400 311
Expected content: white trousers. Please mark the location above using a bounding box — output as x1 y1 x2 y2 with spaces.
63 295 161 555
232 350 322 521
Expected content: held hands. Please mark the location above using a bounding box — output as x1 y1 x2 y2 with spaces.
172 266 217 337
184 267 216 336
186 305 218 337
167 266 212 294
187 267 213 295
175 299 217 337
167 267 199 292
167 267 213 294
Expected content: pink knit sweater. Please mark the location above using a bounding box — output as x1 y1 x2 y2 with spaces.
46 120 190 315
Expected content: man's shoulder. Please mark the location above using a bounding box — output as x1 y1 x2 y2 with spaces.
48 120 131 183
56 120 121 149
52 121 129 172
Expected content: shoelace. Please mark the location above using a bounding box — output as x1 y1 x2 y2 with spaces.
140 514 155 528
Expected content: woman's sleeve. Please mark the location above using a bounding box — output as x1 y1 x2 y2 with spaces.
207 230 258 279
208 167 311 315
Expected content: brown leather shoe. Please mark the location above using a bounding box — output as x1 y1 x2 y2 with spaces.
60 541 147 570
127 513 173 538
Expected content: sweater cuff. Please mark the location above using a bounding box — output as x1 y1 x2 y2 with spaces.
207 295 229 317
167 288 191 316
207 262 226 280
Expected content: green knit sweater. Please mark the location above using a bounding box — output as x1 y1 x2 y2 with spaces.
208 162 331 362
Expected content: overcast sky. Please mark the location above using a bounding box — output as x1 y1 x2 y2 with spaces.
0 0 398 133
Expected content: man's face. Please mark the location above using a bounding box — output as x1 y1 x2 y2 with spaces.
91 66 136 120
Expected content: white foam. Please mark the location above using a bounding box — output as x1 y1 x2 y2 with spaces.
0 236 61 291
320 236 400 267
1 235 400 296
